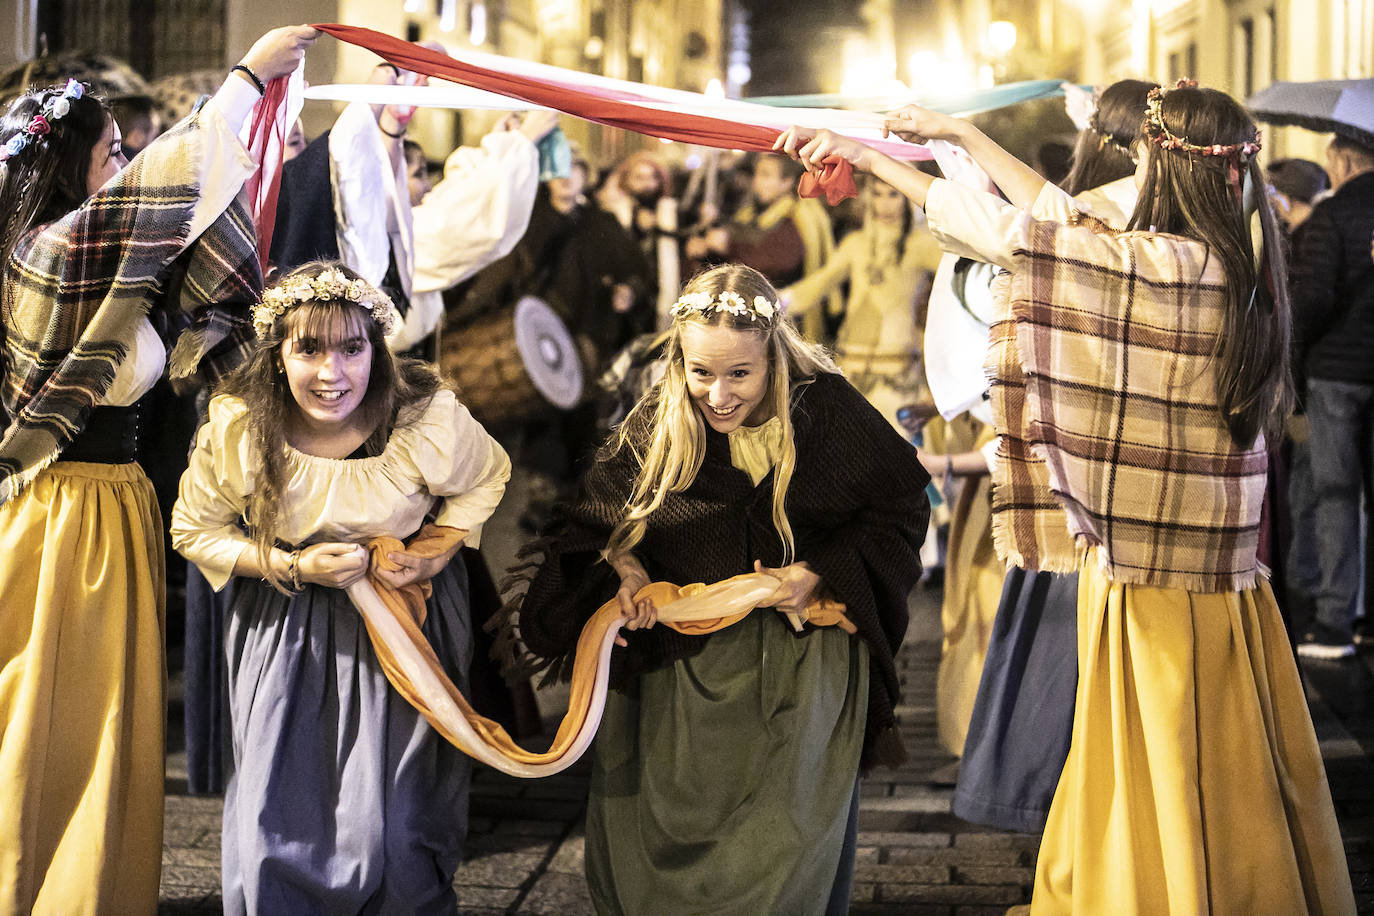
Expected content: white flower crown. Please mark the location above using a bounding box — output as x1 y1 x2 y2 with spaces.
252 267 400 339
670 290 778 323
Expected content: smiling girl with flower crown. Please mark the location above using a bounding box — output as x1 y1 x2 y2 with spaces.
505 263 929 914
171 260 510 913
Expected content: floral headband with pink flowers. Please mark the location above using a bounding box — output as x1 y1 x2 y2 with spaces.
0 79 86 162
1144 80 1262 161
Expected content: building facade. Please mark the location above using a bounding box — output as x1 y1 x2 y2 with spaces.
905 0 1374 160
3 0 723 169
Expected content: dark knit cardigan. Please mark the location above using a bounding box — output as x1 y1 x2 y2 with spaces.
508 371 931 768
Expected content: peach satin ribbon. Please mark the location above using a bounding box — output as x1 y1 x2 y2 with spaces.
346 525 857 778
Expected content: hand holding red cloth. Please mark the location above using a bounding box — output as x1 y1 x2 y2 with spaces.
797 156 858 206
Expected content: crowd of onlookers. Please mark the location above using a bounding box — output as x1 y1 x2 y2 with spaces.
1270 140 1374 659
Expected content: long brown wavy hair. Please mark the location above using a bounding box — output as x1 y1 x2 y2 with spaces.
604 264 839 564
0 83 110 254
1062 79 1158 196
0 83 110 351
216 260 445 592
1127 85 1292 447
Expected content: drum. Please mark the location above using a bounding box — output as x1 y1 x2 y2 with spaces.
440 295 584 428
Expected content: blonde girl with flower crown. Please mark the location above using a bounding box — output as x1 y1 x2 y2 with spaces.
171 261 510 914
508 263 929 915
777 83 1354 913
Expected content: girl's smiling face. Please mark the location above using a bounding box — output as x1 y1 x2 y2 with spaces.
680 322 772 433
281 309 374 435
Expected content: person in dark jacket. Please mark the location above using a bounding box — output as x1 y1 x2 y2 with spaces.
1289 134 1374 657
1265 157 1329 637
507 264 929 915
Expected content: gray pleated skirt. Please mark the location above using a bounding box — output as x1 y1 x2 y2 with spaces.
952 567 1078 833
222 561 472 916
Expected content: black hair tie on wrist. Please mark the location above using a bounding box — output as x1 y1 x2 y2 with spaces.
232 63 266 95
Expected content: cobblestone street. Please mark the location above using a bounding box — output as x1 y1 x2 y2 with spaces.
157 582 1374 914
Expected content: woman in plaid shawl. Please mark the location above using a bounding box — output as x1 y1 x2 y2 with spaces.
0 27 314 913
778 83 1355 913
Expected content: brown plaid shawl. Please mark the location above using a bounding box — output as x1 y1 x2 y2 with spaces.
984 268 1085 574
1 109 260 503
993 214 1265 592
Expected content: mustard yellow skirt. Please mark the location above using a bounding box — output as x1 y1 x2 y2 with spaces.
1031 562 1354 915
937 472 1003 756
0 462 165 914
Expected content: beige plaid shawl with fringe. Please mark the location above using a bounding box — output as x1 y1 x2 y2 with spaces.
992 213 1265 592
984 266 1085 575
1 106 260 503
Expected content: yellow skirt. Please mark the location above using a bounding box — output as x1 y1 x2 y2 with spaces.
1031 562 1354 915
0 462 165 914
937 471 1003 756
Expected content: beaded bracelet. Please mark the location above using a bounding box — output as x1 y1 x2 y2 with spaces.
287 548 302 591
231 63 265 95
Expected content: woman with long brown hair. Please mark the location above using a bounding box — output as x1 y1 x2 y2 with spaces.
0 26 313 912
1061 78 1158 198
172 261 509 912
777 82 1353 912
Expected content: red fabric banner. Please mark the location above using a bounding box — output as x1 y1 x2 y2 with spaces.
313 23 864 202
242 74 289 271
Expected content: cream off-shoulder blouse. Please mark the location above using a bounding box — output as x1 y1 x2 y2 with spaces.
171 388 510 591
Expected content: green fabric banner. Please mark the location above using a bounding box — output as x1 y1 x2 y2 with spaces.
747 80 1081 117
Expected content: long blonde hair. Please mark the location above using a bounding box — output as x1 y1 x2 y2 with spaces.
604 265 839 564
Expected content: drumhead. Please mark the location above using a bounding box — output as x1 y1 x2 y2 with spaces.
513 295 584 409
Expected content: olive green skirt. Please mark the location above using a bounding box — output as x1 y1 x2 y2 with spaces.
587 612 869 915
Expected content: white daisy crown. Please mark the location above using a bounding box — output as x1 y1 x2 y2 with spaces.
670 290 779 324
253 267 400 339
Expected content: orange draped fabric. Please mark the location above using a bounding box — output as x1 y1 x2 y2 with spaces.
352 524 857 776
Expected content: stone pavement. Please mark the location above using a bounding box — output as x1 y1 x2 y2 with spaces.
158 581 1374 914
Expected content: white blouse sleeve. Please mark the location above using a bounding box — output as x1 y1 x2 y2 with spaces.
411 131 539 294
925 178 1107 274
181 75 261 246
1026 180 1082 221
979 434 1002 478
401 390 512 546
924 252 1001 422
924 178 1024 271
170 396 256 592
